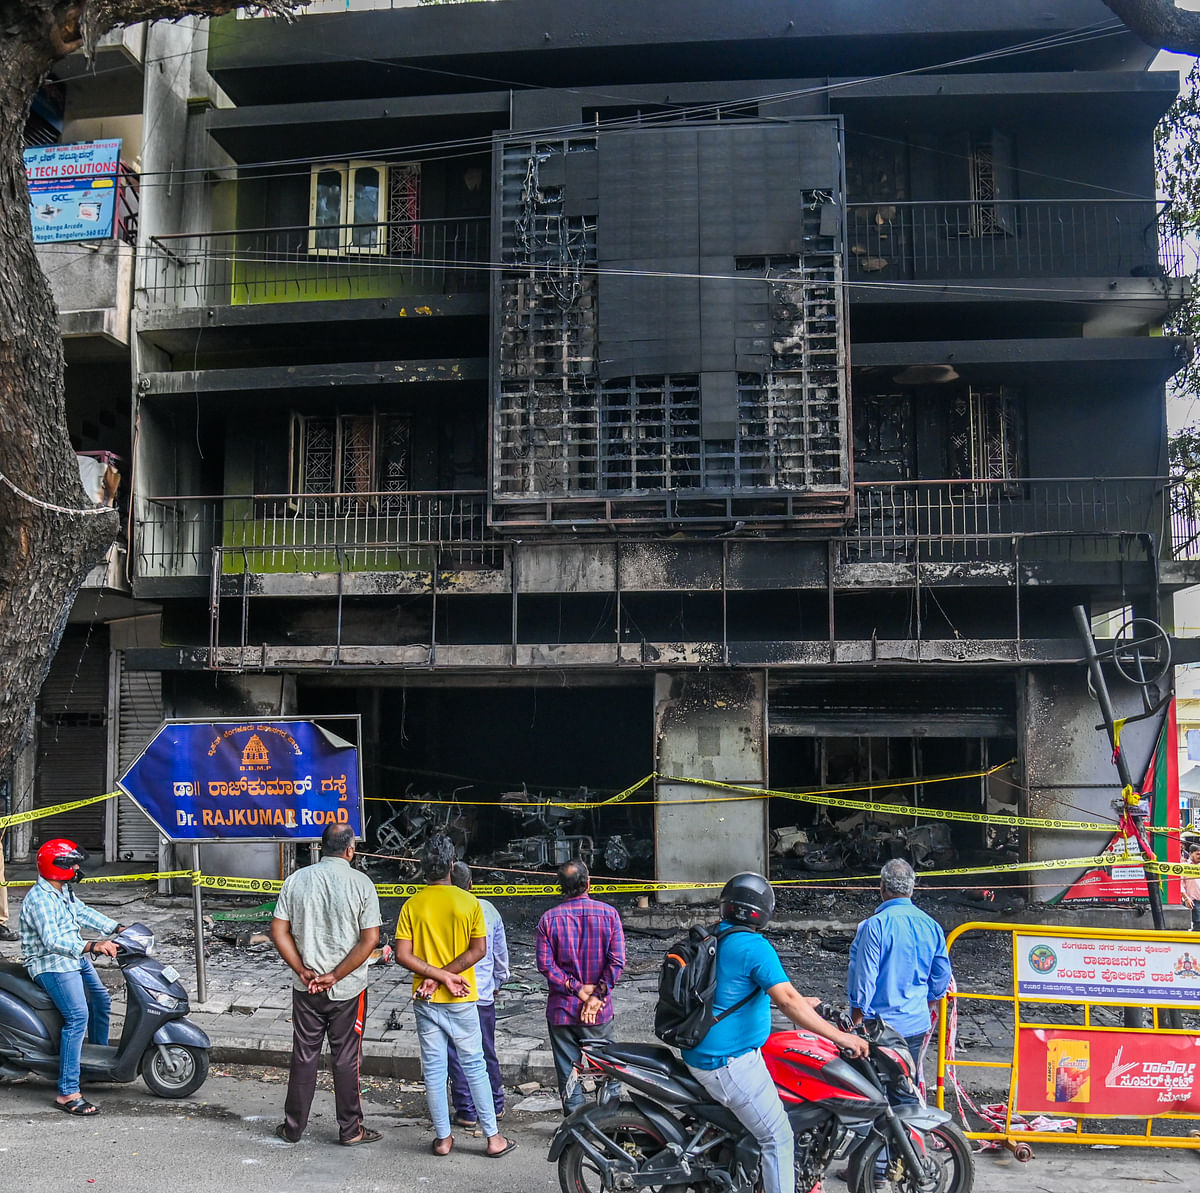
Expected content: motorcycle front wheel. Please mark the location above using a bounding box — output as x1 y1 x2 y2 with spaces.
557 1106 671 1193
847 1121 974 1193
140 1044 210 1098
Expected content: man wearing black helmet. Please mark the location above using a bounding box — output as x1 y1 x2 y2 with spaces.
681 872 867 1193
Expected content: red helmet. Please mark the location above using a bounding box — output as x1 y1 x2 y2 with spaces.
37 839 86 882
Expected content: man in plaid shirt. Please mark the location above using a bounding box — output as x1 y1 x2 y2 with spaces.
19 839 121 1116
536 858 625 1113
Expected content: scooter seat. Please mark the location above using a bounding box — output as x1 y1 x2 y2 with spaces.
0 961 56 1013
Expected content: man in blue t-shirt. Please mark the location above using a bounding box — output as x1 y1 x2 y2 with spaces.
682 873 867 1193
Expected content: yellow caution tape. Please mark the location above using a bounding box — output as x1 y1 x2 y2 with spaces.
1 869 191 890
665 773 1118 834
0 790 119 830
6 856 1200 897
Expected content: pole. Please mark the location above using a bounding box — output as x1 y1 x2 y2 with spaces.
1072 606 1178 1027
191 843 207 1005
1071 605 1167 931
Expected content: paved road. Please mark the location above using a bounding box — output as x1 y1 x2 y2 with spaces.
0 1069 561 1193
0 1067 1197 1193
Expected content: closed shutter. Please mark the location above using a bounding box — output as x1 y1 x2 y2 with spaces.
34 629 108 850
115 654 163 862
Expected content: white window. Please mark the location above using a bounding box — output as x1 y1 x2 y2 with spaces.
307 161 420 256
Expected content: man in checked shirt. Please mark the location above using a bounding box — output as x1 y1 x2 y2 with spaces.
19 839 122 1116
536 858 626 1114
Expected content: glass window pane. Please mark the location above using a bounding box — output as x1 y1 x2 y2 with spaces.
352 167 380 248
315 170 342 250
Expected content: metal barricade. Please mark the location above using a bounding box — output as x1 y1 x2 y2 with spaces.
936 921 1200 1150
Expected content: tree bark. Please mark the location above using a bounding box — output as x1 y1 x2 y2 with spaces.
1104 0 1200 55
0 0 294 781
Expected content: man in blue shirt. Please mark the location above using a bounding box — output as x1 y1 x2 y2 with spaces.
447 861 510 1126
683 873 866 1193
847 858 953 1083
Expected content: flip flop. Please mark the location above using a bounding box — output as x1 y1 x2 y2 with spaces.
275 1123 299 1143
58 1096 99 1117
487 1136 518 1158
432 1135 454 1156
340 1127 382 1146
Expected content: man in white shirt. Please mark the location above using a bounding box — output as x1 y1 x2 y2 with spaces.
446 861 510 1126
270 823 382 1145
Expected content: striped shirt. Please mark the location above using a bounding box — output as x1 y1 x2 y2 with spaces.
536 894 626 1026
19 878 118 978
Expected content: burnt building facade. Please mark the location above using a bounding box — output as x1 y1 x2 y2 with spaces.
117 0 1197 890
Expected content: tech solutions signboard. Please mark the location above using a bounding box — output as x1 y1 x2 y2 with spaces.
1016 931 1200 1006
23 139 121 244
118 717 363 842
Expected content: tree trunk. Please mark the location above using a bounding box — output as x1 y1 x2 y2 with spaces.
0 3 119 782
1104 0 1200 55
0 1 295 781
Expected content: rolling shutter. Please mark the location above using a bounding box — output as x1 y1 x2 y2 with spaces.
34 629 108 850
115 654 163 862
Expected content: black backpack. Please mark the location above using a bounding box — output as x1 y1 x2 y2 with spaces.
654 922 757 1049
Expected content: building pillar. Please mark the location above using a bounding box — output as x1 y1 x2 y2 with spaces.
1022 665 1159 887
653 671 768 905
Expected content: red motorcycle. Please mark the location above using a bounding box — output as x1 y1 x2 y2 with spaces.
550 1016 973 1193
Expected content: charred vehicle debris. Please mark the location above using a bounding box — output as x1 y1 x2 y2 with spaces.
362 778 1021 882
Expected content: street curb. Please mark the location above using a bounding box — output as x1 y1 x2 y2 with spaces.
210 1037 559 1084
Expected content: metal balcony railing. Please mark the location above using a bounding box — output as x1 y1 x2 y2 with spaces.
134 491 495 577
140 217 490 308
845 200 1182 281
848 477 1186 561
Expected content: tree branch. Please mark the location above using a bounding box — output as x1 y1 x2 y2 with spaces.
1104 0 1200 55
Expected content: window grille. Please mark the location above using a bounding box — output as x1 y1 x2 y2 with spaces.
292 412 411 509
948 386 1021 485
308 161 420 256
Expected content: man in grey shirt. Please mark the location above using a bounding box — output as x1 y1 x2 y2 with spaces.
270 822 382 1145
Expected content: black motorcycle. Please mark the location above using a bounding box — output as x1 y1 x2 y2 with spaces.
0 922 211 1098
549 1016 973 1193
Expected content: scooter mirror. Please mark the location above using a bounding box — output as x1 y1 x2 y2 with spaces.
115 922 156 956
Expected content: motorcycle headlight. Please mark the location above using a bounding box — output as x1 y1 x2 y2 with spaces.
149 989 182 1011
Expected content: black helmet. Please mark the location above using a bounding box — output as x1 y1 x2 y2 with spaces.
719 871 775 929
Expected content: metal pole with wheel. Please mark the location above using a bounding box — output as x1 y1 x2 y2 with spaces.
1072 605 1178 1028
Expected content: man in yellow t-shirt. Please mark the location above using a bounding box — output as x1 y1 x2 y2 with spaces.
395 834 516 1159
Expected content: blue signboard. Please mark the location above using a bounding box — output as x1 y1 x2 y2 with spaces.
24 139 121 244
118 718 363 842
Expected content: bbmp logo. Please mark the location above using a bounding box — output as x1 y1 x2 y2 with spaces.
240 733 270 771
1028 944 1057 974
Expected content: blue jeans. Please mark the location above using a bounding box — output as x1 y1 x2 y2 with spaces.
34 960 111 1096
687 1048 795 1193
414 1000 497 1138
448 1000 504 1120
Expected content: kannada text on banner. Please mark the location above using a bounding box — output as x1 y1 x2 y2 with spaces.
1016 1028 1200 1117
118 719 362 843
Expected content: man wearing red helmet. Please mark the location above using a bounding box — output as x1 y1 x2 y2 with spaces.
18 839 121 1116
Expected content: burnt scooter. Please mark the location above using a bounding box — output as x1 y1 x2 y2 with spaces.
550 1011 972 1193
0 923 211 1098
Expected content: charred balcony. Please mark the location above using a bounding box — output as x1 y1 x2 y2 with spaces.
140 217 490 314
130 476 1200 594
847 199 1181 284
